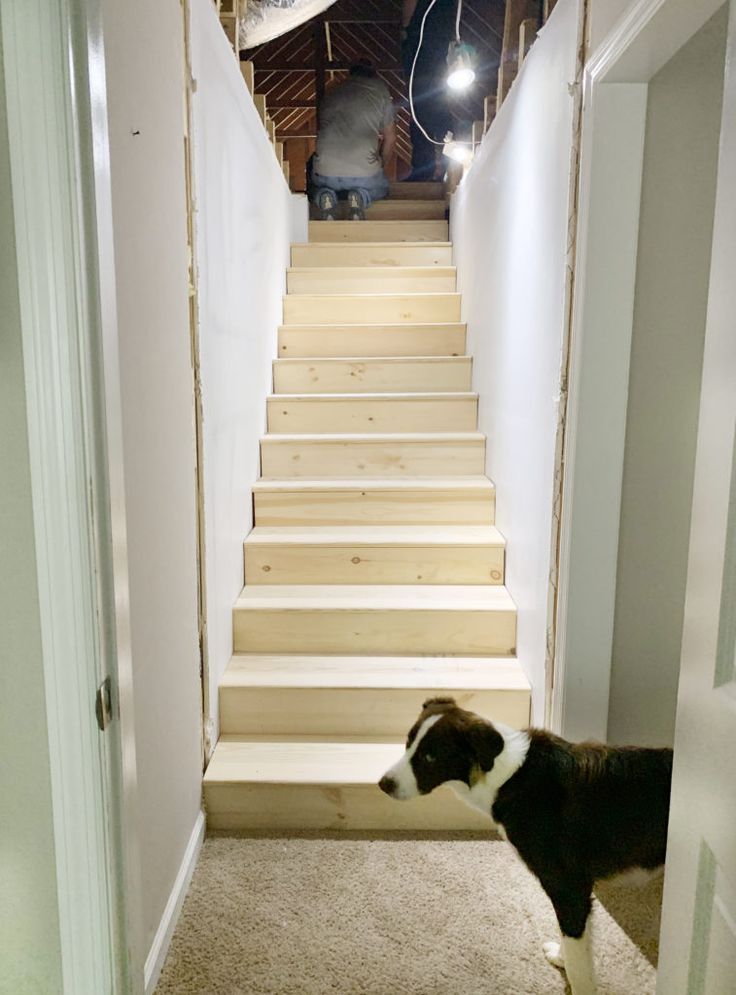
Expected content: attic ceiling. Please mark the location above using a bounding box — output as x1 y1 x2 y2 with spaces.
244 0 507 181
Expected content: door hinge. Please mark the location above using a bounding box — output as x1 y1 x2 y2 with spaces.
95 677 113 732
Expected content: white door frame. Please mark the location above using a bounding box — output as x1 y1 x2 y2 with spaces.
1 0 142 989
551 0 727 741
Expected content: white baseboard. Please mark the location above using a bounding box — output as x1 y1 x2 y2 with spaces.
144 809 205 994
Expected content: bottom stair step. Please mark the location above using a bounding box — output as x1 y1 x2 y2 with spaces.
219 654 531 734
203 736 495 831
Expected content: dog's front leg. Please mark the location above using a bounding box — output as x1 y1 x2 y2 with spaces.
561 922 595 995
544 885 596 995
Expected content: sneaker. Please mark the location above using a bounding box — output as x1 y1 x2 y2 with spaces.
317 190 337 221
346 189 365 221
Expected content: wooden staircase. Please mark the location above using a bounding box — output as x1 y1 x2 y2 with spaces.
204 184 531 831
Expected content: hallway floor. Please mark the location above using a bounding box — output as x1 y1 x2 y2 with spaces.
156 833 661 994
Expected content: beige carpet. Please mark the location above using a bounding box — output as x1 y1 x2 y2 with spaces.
156 832 662 995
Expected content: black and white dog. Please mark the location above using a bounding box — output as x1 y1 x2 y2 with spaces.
378 697 673 995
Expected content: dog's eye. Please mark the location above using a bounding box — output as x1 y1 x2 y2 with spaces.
424 753 435 764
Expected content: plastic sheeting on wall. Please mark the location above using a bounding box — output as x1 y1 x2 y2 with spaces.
241 0 337 49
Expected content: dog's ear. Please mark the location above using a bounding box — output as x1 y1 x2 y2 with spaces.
466 718 504 772
422 696 457 710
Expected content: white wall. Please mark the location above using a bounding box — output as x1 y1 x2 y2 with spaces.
450 0 581 722
189 0 296 745
588 0 631 53
0 28 63 989
607 8 727 746
102 0 204 968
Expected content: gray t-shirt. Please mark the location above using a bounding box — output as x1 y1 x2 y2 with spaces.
313 76 395 178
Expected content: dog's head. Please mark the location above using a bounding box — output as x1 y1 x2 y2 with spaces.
378 697 505 800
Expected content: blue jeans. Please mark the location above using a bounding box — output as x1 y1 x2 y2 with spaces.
312 170 389 208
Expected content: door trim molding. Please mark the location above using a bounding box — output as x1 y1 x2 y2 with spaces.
1 0 141 988
551 0 725 740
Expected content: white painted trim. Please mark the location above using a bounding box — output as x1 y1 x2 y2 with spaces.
593 0 726 84
587 0 668 81
552 0 729 740
80 0 146 984
551 82 648 740
144 810 206 995
0 0 130 990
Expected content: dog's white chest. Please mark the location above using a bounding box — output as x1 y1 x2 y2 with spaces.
449 779 507 838
447 726 530 836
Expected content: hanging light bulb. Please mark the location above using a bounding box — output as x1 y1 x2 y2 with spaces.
443 132 473 164
446 40 476 91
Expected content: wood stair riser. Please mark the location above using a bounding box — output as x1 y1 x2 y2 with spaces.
388 181 445 200
272 357 472 394
283 293 462 326
308 220 449 243
286 267 456 295
244 541 504 586
278 324 467 358
363 199 446 220
204 782 492 832
220 687 528 737
291 242 452 268
253 482 496 526
260 436 486 478
232 608 517 656
266 395 478 434
309 200 446 222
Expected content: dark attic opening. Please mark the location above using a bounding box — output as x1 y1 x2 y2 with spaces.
237 1 553 193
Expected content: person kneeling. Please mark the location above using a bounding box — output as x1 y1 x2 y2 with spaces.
311 61 396 221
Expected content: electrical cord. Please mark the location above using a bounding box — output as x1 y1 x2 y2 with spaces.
455 0 463 41
407 0 469 148
408 0 445 147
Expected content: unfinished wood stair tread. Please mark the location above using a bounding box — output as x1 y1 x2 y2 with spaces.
260 433 486 478
232 582 516 653
205 734 408 785
268 390 476 400
203 736 495 829
308 220 449 243
307 200 446 221
252 475 496 527
221 654 528 690
245 525 503 545
244 525 505 585
234 583 515 611
274 355 470 365
294 240 451 248
278 322 467 358
203 737 494 830
283 292 462 326
252 475 494 491
272 356 472 393
291 242 452 268
220 654 528 729
287 265 456 274
218 655 528 736
266 393 478 434
286 266 457 294
262 431 484 443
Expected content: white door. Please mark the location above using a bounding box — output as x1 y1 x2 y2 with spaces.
656 2 736 991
